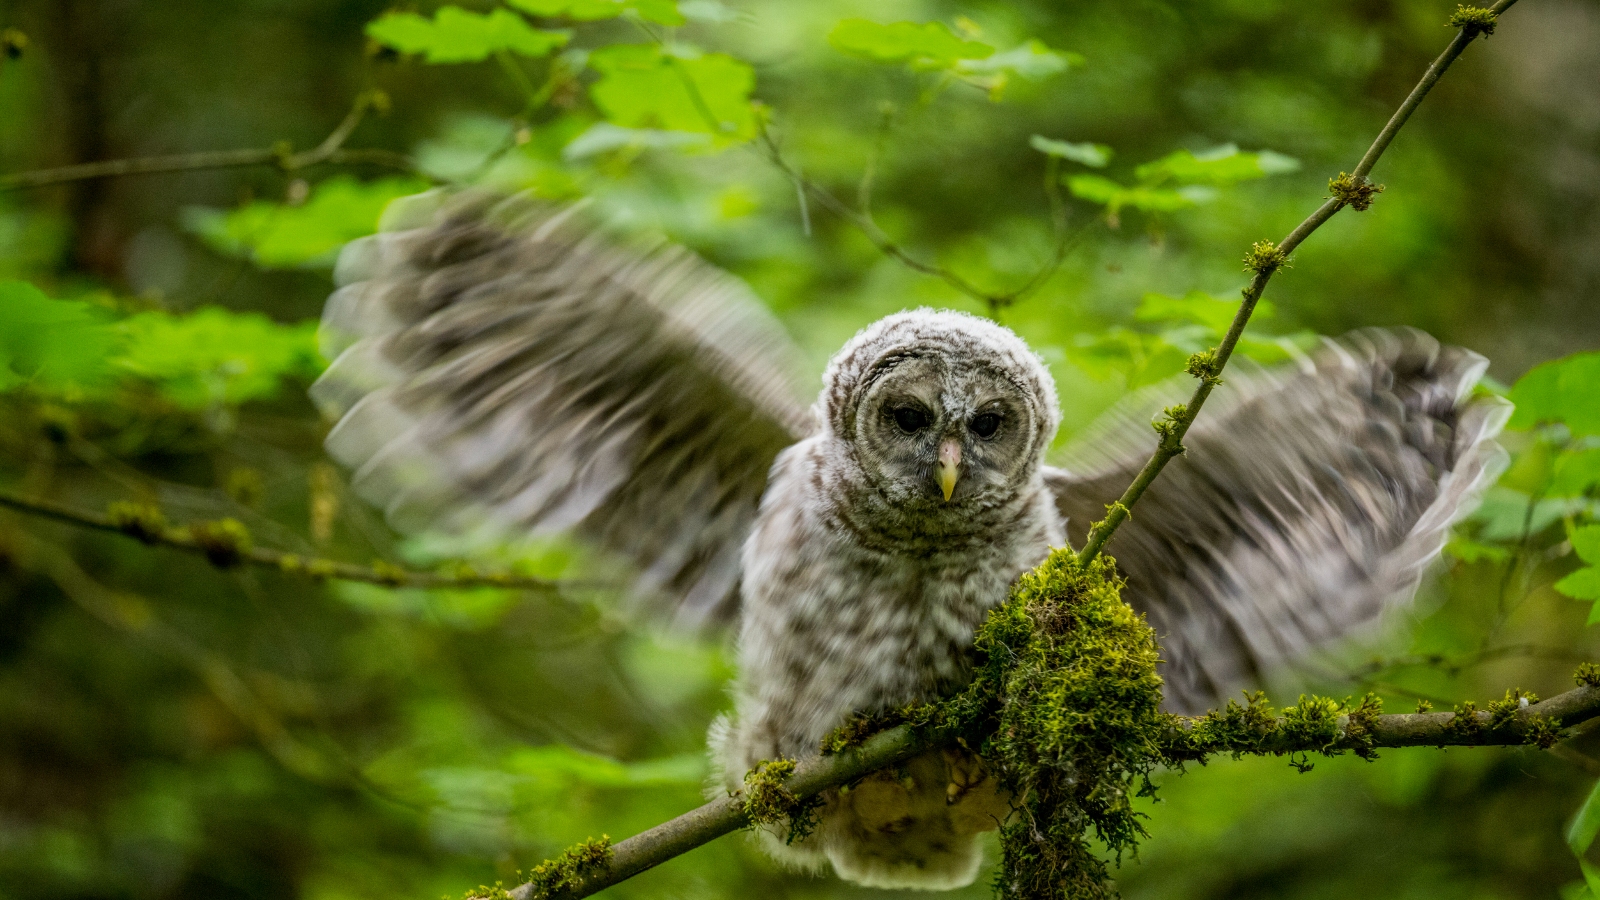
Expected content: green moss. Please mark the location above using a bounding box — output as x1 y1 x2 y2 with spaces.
1415 699 1434 714
1242 239 1289 274
1327 172 1385 211
1445 700 1482 741
521 835 612 899
185 518 252 568
742 758 821 843
1576 662 1600 688
1342 693 1383 760
106 502 169 544
1486 688 1537 730
1184 349 1222 385
370 558 408 586
461 883 512 900
1524 718 1562 750
1151 404 1188 444
1448 4 1498 37
938 550 1166 900
820 716 879 755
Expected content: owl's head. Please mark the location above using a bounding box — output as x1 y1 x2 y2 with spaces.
819 310 1061 509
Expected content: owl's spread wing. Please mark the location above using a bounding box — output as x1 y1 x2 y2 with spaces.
310 190 813 627
1044 328 1510 713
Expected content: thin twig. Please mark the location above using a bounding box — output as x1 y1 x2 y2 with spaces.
0 91 418 192
1075 0 1519 564
0 490 567 594
756 121 1082 315
521 680 1600 900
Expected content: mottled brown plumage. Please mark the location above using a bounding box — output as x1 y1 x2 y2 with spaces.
314 190 1508 890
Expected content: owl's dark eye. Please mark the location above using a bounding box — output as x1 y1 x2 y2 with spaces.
890 405 932 434
970 412 1002 439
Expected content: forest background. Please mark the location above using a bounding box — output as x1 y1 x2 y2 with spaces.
2 0 1600 898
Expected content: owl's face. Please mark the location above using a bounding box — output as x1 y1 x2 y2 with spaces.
822 310 1060 513
852 354 1044 506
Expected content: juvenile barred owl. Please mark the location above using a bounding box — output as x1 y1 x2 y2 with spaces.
312 190 1509 890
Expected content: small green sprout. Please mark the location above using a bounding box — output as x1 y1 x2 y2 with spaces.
1186 348 1222 385
1328 171 1386 211
1448 5 1498 37
185 518 253 568
106 502 169 545
1243 239 1290 274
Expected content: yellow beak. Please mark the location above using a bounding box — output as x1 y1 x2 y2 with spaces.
937 438 961 502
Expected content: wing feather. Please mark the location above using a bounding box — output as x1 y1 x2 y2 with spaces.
1045 328 1510 712
311 190 812 627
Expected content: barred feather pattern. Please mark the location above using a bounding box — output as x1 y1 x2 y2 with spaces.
713 310 1064 889
310 190 811 628
1046 328 1511 713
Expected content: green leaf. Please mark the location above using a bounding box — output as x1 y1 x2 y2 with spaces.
507 0 684 26
1573 525 1600 566
1030 135 1111 168
957 39 1080 79
1066 174 1215 213
1134 144 1300 186
114 309 322 409
827 19 993 70
1584 860 1600 896
1471 487 1594 542
1559 567 1600 603
588 44 755 143
1444 536 1512 564
366 7 570 64
562 122 712 159
0 281 119 393
1574 780 1600 855
1554 449 1600 498
1136 291 1274 332
1509 351 1600 436
181 175 427 269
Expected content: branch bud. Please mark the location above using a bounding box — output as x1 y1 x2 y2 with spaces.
1243 239 1290 274
1448 5 1498 38
1327 172 1386 211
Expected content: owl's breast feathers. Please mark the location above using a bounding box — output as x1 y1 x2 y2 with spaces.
718 435 1061 889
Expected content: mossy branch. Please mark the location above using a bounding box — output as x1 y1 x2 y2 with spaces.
1074 0 1520 565
0 490 564 594
0 91 418 192
510 683 1600 900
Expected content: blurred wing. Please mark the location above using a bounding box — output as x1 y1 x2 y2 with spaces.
1044 328 1510 713
310 190 813 628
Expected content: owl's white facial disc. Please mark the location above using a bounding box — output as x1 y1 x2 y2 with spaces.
820 309 1061 512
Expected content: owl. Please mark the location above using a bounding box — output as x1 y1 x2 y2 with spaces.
311 190 1509 890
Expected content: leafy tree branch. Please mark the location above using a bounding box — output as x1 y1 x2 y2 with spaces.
0 489 566 594
0 90 417 192
1075 0 1518 564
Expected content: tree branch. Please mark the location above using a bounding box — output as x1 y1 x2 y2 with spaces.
0 489 566 594
1075 0 1518 564
0 91 419 192
754 122 1085 318
516 680 1600 900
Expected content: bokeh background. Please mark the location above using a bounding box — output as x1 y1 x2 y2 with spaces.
3 1 1600 898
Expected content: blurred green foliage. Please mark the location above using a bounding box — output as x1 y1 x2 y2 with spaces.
1 1 1600 899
